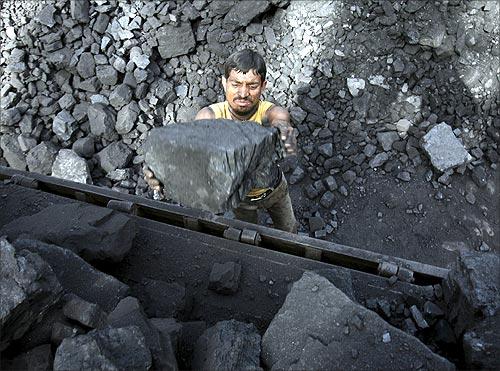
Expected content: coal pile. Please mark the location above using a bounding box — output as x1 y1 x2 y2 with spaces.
0 0 498 211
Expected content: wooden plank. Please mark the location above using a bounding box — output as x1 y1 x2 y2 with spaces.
0 166 449 284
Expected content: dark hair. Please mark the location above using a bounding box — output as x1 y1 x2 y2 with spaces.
224 49 266 82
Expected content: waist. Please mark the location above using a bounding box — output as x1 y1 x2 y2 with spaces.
245 170 282 201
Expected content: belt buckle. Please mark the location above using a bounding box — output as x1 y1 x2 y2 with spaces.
249 188 273 202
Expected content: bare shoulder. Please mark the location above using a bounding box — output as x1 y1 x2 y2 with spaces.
195 106 216 120
266 104 290 125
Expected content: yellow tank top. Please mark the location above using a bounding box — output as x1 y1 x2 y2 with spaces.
208 100 276 200
209 100 274 125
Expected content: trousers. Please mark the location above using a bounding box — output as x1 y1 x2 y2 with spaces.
233 175 298 233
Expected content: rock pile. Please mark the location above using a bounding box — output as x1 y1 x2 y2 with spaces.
2 226 461 369
0 0 497 225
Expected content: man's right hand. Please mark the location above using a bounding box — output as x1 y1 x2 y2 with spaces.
143 167 162 192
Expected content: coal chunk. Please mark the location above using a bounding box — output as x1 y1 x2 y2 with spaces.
3 203 136 263
12 239 129 312
51 149 91 184
208 262 242 295
53 326 152 371
144 119 282 213
422 123 472 172
62 295 107 329
223 1 271 31
192 320 261 370
157 23 196 59
443 250 499 337
0 238 62 351
262 271 454 370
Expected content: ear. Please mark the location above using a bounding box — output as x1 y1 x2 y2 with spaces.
222 77 227 93
261 79 267 91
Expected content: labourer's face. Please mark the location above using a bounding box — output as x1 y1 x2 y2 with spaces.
222 69 267 116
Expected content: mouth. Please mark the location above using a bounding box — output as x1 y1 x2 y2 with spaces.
235 99 251 107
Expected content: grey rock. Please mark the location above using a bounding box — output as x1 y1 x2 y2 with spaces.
308 216 325 233
52 110 77 141
35 4 57 28
1 134 26 170
319 191 335 208
72 137 95 158
77 77 102 92
324 175 338 191
347 77 365 97
4 202 136 263
96 141 133 173
107 297 178 370
443 251 499 337
53 326 152 371
2 344 53 371
96 65 118 86
157 23 196 59
471 166 488 188
208 262 241 295
52 149 91 184
17 135 37 153
149 318 182 352
369 152 389 168
88 103 116 140
63 296 107 329
262 271 454 370
462 314 500 370
422 123 472 172
192 320 261 371
131 279 186 318
76 52 95 79
70 0 89 23
130 46 150 69
296 95 325 117
318 143 333 157
109 84 132 110
93 13 110 34
223 1 270 31
26 142 58 175
12 239 129 312
0 238 62 351
144 120 282 214
289 166 305 184
377 131 399 151
410 305 429 329
116 101 140 134
1 107 22 126
58 93 76 110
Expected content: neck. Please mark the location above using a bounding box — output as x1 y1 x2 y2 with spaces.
228 101 259 121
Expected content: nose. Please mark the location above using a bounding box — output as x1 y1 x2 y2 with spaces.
238 85 249 98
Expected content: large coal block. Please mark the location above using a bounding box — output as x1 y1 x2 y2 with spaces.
0 238 62 351
143 119 282 214
191 319 262 371
442 251 499 338
262 271 454 370
53 326 152 371
2 202 136 262
12 238 129 313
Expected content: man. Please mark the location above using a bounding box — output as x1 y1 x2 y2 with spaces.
145 49 298 233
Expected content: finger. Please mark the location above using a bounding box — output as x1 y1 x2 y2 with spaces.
144 169 154 178
152 185 161 191
148 178 160 187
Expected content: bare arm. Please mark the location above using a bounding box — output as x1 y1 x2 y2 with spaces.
266 105 297 156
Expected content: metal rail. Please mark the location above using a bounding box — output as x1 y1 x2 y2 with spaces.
0 166 449 285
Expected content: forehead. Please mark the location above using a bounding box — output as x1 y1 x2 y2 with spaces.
227 69 262 83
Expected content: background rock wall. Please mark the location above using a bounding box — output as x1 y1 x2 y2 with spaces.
0 0 499 198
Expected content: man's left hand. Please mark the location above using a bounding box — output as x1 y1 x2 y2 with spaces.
276 123 298 157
